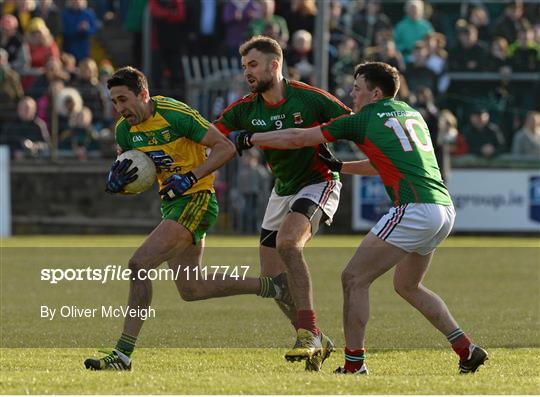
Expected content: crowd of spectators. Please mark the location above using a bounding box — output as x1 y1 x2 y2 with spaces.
0 0 117 160
321 0 540 162
147 0 539 163
1 0 539 164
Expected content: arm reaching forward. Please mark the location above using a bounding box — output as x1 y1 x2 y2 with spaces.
341 160 379 176
250 126 326 149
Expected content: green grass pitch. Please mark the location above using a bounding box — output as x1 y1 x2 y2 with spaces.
1 235 539 394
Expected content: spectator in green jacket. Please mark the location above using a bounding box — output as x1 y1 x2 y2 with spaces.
249 0 289 49
394 0 433 61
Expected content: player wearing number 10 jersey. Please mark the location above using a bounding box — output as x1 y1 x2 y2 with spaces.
244 61 488 375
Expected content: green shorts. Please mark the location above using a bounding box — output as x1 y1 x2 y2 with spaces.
161 191 219 245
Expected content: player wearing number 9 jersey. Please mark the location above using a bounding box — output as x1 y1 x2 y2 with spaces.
247 61 488 375
215 35 352 371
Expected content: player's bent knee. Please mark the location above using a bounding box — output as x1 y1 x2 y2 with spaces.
178 282 203 301
178 287 198 302
260 228 277 248
276 237 303 257
177 279 213 301
393 280 420 298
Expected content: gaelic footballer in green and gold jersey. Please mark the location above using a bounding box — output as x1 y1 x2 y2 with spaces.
85 66 286 373
105 67 235 244
115 95 215 196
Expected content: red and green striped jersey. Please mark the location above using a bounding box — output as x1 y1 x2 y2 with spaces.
215 79 351 196
321 98 452 206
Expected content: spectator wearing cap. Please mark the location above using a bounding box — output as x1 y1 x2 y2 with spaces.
0 14 28 72
461 108 506 158
449 23 488 71
394 0 434 62
511 111 540 157
61 0 98 62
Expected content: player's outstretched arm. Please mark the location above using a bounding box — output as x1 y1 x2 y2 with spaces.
317 147 379 176
251 126 326 149
341 160 379 176
190 125 236 179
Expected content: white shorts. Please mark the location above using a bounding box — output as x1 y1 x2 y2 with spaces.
261 180 342 235
371 203 455 256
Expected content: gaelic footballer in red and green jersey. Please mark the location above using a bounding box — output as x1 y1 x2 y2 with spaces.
215 79 351 196
321 98 452 206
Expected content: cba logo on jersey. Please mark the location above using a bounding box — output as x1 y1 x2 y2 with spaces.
529 176 540 223
251 119 266 126
145 150 182 174
360 176 391 222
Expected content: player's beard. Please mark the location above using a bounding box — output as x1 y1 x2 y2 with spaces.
251 75 275 94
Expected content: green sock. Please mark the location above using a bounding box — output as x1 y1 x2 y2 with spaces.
115 333 137 357
258 277 276 298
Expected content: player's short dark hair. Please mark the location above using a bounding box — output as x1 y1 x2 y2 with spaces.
239 35 283 61
107 66 148 95
353 62 400 98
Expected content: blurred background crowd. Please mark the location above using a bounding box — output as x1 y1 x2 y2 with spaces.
0 0 539 233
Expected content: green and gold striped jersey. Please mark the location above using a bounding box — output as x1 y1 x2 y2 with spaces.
115 96 214 195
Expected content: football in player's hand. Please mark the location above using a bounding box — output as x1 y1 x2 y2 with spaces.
115 150 156 194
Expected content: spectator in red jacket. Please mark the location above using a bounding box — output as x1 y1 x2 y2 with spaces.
22 17 60 89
